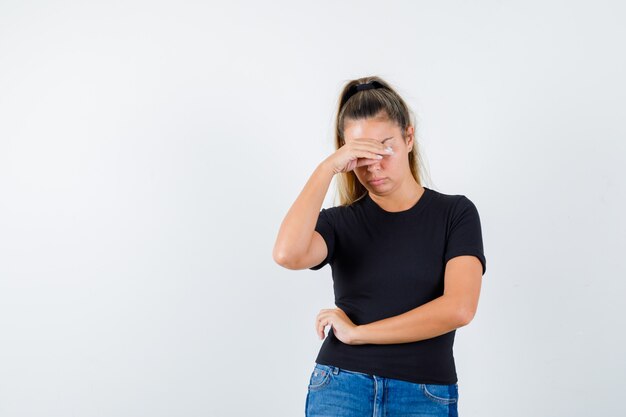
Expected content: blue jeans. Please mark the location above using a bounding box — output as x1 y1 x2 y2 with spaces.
305 363 459 417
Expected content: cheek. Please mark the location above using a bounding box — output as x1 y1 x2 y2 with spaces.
353 167 367 179
383 153 398 167
383 154 406 174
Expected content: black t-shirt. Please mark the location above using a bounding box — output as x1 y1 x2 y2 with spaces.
309 186 486 384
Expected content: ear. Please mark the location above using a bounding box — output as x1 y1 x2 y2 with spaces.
405 126 415 152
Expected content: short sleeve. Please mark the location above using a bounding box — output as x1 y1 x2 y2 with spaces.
309 208 336 270
443 196 487 275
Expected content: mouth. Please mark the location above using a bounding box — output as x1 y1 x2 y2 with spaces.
368 178 387 185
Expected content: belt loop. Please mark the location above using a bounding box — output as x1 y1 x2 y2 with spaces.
332 366 339 375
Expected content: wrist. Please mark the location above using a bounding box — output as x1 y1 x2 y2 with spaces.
350 325 367 345
318 159 337 177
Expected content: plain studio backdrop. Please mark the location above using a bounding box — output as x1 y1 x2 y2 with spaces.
1 1 624 416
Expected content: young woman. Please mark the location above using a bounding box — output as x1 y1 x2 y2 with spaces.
273 76 486 417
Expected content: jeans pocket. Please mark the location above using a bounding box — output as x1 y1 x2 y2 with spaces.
421 383 459 405
308 363 332 391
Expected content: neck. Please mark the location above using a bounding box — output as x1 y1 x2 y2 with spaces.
369 178 424 212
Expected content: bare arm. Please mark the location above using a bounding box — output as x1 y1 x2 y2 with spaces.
273 139 392 270
348 255 483 344
272 161 336 270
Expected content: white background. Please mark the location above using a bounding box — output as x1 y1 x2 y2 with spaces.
1 1 624 416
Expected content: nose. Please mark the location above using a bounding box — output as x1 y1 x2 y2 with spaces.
367 161 381 172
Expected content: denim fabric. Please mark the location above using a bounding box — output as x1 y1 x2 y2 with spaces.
305 363 459 417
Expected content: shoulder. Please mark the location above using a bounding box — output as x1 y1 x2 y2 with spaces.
426 189 483 227
428 188 475 211
321 195 366 214
319 204 344 218
318 197 366 225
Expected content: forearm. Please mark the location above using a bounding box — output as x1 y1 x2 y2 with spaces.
351 295 468 345
273 161 335 261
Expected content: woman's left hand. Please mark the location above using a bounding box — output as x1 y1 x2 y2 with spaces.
315 307 359 345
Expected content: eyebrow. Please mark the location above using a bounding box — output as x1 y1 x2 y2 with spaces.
347 136 394 143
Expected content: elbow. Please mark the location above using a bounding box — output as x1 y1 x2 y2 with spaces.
446 295 477 327
272 247 299 270
272 247 289 267
456 307 476 327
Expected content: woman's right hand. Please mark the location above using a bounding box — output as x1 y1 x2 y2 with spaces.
324 138 394 174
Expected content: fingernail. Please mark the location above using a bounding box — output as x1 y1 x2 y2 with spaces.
385 147 394 153
377 155 383 159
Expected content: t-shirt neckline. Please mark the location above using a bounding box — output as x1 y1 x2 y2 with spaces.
363 186 433 216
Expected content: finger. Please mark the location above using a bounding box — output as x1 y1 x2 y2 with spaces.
358 147 392 159
315 314 323 335
353 139 394 154
315 313 325 338
318 318 328 339
356 158 383 168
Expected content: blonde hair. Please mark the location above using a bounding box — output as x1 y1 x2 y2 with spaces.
333 76 429 206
